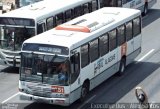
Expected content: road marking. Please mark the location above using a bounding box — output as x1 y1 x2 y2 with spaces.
137 49 155 62
2 92 19 104
77 95 96 109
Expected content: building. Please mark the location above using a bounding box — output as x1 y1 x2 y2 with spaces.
0 0 43 14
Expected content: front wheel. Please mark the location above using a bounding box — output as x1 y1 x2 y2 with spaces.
79 82 89 102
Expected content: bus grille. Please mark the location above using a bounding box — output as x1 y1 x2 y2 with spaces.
26 85 52 98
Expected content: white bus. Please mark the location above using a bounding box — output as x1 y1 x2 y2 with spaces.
100 0 157 15
19 0 43 7
19 7 142 106
0 0 102 67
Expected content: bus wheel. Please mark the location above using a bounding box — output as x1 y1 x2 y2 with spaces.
80 82 89 102
142 3 148 16
117 58 126 76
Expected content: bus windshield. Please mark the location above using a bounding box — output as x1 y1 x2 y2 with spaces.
0 26 35 51
0 17 35 51
20 52 70 86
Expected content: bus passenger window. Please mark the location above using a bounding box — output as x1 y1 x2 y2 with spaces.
108 29 117 51
118 0 122 7
89 39 99 62
123 0 127 4
74 6 83 18
37 23 46 34
46 17 54 30
133 17 141 37
99 33 109 56
99 0 105 8
117 25 125 46
126 21 133 41
81 44 89 68
83 3 90 14
91 0 98 11
55 13 64 26
103 0 117 7
65 10 73 22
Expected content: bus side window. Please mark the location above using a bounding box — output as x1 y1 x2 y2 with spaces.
103 0 112 7
117 24 125 46
83 3 90 14
99 0 105 8
37 22 46 34
46 17 54 30
55 13 64 26
123 0 127 4
118 0 122 7
126 21 133 41
133 17 141 37
81 43 89 68
91 0 98 12
108 29 117 51
110 0 117 7
65 9 73 22
74 6 83 18
70 53 80 84
99 33 109 56
89 38 99 62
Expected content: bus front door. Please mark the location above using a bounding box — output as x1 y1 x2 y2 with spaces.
69 52 81 103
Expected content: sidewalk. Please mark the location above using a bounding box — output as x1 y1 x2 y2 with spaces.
117 67 160 104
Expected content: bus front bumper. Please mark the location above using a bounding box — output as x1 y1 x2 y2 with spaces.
19 92 70 106
0 51 20 67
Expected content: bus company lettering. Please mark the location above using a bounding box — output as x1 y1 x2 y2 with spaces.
94 54 116 72
94 58 104 74
97 58 104 69
105 54 116 65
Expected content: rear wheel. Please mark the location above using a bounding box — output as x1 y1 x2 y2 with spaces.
117 58 126 76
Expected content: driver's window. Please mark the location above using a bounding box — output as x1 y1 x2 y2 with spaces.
70 52 80 84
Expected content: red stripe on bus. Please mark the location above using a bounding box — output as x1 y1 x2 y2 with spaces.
55 25 90 33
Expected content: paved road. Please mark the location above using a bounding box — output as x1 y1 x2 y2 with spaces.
0 1 160 109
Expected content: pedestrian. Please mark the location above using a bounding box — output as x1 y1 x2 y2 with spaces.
135 86 150 109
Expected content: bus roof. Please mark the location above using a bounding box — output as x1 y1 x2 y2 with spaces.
0 0 91 20
23 7 141 50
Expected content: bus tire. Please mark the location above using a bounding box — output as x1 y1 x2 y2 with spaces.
142 3 148 16
117 58 126 76
80 82 89 102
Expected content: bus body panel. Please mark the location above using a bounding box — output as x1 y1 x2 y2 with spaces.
69 81 82 104
90 48 119 89
134 34 142 52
